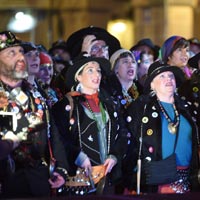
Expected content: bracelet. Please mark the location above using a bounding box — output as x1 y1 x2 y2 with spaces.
56 167 68 176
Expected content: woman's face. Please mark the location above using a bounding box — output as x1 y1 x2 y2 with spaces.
115 55 137 82
37 64 54 85
168 46 190 67
76 61 102 94
25 50 40 76
151 71 176 97
137 53 153 79
54 62 65 74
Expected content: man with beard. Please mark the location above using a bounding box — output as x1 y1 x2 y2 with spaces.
0 31 69 198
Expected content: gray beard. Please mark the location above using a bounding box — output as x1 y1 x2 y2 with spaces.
0 60 28 81
14 70 28 80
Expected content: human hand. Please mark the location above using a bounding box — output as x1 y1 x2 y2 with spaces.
81 35 97 54
48 171 65 188
104 158 117 175
81 157 92 176
3 131 20 149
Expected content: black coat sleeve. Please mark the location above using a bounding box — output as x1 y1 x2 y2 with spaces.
0 139 13 160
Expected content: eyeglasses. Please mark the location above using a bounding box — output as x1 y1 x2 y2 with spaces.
91 45 109 54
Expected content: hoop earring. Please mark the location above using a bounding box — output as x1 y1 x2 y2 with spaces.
150 89 156 97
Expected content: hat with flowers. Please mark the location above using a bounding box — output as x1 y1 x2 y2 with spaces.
0 31 22 51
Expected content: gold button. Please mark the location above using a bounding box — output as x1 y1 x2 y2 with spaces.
193 87 199 93
147 129 153 136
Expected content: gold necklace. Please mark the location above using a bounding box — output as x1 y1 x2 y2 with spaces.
157 99 180 134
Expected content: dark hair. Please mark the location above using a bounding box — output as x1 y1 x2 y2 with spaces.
169 38 189 57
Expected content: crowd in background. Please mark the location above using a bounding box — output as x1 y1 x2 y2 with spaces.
0 26 200 198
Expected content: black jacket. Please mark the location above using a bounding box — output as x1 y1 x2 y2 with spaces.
52 89 128 184
0 80 69 197
124 94 200 192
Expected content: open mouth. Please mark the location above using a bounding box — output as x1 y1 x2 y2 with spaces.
127 69 135 76
30 64 39 69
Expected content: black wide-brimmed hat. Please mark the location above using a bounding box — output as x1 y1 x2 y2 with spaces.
0 31 22 51
66 55 111 90
188 52 200 69
144 60 185 93
66 26 121 59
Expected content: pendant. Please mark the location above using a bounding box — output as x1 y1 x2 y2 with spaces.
168 123 177 134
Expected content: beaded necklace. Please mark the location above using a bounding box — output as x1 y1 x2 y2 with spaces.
157 99 180 134
85 100 106 129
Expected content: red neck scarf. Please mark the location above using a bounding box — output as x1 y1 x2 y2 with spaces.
84 93 100 112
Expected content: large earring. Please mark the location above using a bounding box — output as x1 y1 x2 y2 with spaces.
150 89 156 97
76 83 83 92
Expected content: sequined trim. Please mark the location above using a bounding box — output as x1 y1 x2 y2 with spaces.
170 168 190 193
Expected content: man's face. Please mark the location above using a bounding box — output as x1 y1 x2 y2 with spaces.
0 46 28 81
90 40 109 60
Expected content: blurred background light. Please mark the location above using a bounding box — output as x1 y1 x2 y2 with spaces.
7 11 37 33
109 21 127 33
107 19 134 49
